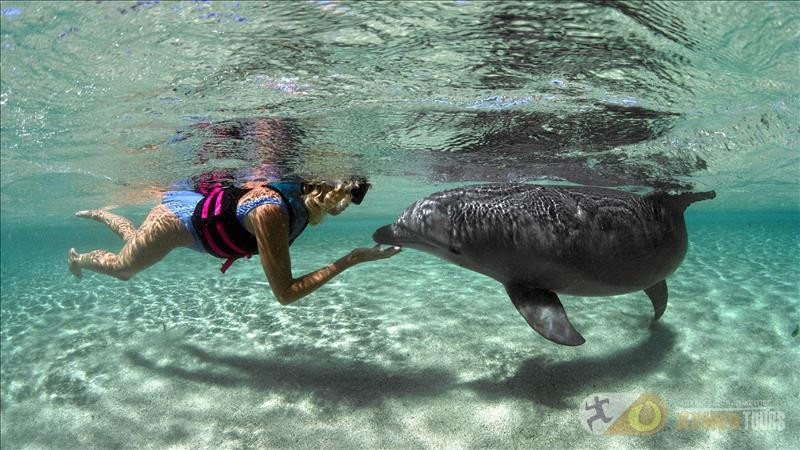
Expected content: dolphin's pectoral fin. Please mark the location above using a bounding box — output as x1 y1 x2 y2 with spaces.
504 282 585 346
644 280 668 320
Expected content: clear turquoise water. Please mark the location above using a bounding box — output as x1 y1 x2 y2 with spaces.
1 1 799 448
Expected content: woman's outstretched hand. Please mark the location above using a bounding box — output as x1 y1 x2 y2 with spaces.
348 245 401 264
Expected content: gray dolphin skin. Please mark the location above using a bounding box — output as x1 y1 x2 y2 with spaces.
373 183 715 346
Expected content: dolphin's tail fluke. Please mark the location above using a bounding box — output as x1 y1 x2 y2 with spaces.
649 190 716 212
681 190 716 205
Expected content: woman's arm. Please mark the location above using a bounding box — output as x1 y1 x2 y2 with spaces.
248 204 399 305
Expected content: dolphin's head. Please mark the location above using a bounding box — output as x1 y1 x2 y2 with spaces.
373 198 458 258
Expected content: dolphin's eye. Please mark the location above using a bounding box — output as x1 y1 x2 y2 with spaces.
449 246 461 255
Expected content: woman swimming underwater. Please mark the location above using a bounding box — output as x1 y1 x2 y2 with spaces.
68 177 401 304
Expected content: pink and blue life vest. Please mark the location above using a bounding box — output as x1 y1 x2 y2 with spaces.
191 181 309 273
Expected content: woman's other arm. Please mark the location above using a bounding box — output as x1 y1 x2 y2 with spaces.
248 205 399 305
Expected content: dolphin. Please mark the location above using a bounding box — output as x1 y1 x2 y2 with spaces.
373 183 715 346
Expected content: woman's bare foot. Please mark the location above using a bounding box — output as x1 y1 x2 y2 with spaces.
75 210 95 219
75 205 118 219
68 248 82 278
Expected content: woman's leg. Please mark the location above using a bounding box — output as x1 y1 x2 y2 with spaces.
69 205 194 280
75 208 137 242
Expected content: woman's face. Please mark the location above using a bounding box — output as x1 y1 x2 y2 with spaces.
324 191 352 215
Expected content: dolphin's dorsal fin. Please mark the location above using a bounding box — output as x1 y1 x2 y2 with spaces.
505 282 585 346
644 280 668 320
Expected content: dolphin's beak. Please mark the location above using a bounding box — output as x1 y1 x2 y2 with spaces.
374 223 434 251
372 224 400 246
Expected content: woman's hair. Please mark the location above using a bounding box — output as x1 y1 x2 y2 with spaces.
302 179 356 225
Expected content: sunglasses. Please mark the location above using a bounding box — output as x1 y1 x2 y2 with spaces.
321 177 371 205
350 180 371 205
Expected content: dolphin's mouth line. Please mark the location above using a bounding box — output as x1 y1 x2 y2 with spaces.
382 234 433 249
374 224 439 252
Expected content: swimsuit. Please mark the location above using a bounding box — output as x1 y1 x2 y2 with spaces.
161 190 205 252
161 181 309 272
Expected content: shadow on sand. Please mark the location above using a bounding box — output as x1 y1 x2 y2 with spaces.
125 323 675 409
125 343 457 407
466 322 678 409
